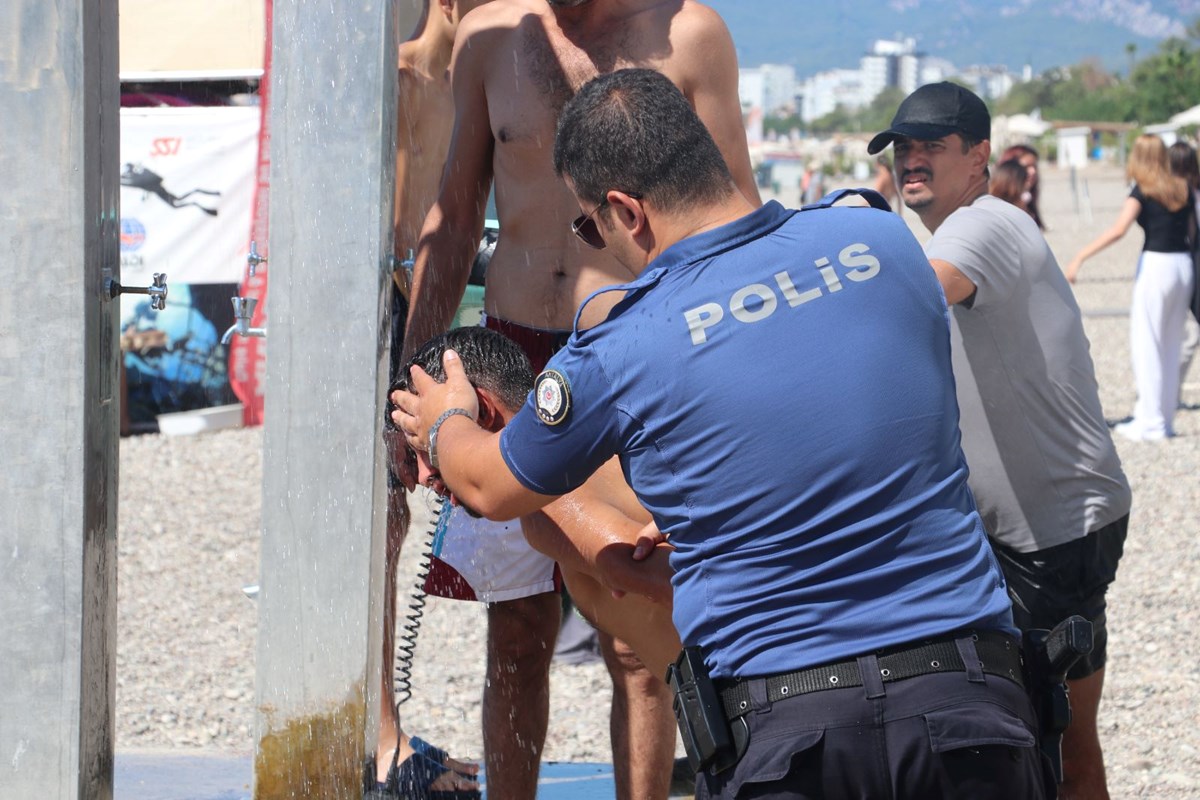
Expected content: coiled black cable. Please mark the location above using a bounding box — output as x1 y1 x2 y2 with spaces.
393 495 449 706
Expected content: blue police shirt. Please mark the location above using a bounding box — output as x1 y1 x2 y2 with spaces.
500 200 1015 679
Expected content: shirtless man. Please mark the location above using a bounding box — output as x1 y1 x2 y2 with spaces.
371 2 490 798
399 2 759 797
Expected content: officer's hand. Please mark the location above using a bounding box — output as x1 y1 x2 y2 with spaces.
630 520 666 561
601 541 674 604
390 349 479 451
608 520 673 602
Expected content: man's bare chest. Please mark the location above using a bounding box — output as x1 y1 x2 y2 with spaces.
488 25 669 150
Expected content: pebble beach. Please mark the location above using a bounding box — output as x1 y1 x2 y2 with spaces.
116 164 1200 797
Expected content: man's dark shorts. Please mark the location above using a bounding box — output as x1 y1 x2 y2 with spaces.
992 514 1128 680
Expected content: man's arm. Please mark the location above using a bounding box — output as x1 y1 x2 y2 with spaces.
401 18 496 361
677 5 761 206
534 460 673 603
929 259 978 306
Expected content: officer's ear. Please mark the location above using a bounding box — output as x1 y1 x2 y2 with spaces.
608 191 647 241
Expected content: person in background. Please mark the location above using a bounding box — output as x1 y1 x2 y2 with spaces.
1167 140 1200 402
1067 134 1196 441
990 158 1031 212
1001 143 1045 229
874 81 1131 799
872 154 901 212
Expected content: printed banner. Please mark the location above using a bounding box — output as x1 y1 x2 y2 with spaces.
118 105 260 428
119 105 259 286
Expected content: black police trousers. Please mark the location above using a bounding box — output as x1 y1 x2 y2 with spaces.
697 643 1055 799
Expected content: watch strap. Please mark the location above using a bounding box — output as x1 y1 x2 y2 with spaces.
428 407 475 470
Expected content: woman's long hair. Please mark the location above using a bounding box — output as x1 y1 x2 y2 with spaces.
990 159 1029 209
1128 134 1190 212
999 144 1043 229
1167 140 1200 191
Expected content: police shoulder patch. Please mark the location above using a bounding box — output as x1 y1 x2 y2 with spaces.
534 369 571 426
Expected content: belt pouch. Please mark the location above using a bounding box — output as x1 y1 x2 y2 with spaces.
666 647 735 773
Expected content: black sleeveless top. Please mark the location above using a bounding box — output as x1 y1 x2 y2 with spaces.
1131 184 1194 253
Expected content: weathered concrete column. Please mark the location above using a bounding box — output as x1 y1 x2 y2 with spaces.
0 1 121 798
253 1 406 797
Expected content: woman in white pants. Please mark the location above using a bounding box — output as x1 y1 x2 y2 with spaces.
1067 134 1196 441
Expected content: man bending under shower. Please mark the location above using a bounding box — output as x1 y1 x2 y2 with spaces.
371 1 492 798
397 1 760 797
392 326 680 675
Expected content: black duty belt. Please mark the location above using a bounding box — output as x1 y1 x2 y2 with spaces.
719 631 1023 721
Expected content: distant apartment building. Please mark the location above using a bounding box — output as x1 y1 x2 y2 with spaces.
958 65 1016 100
800 68 868 122
795 36 1014 124
861 37 919 98
738 64 798 116
800 38 926 123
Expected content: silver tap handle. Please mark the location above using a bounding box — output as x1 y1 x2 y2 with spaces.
149 273 168 311
105 272 168 311
247 241 267 277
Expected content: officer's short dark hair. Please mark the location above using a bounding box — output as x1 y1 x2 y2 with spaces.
394 327 533 412
553 68 734 211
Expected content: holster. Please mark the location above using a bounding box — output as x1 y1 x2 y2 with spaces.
666 647 749 775
1022 615 1093 784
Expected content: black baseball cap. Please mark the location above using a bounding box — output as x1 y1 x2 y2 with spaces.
867 82 990 155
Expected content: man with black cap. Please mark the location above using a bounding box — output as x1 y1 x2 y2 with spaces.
870 82 1132 800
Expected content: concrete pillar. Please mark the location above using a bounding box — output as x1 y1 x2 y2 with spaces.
0 1 121 798
253 1 403 796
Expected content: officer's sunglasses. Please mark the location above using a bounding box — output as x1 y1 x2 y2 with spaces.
571 192 642 250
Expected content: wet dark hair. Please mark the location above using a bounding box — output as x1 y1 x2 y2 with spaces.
1168 140 1200 191
990 159 1028 207
390 327 533 416
552 68 734 211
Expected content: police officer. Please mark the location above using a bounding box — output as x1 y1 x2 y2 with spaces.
393 69 1050 798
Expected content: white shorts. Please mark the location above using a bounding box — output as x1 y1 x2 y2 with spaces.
420 501 559 603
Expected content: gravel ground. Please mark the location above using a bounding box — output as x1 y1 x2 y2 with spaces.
116 165 1200 797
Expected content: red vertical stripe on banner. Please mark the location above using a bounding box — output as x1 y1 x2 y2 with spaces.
229 0 272 426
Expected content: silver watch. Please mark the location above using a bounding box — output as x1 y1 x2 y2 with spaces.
428 407 475 471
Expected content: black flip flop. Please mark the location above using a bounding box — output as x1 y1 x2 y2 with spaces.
396 752 481 800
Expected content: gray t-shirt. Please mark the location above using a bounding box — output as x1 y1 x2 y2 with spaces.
927 194 1131 552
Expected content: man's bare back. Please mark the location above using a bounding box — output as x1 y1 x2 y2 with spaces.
404 0 759 352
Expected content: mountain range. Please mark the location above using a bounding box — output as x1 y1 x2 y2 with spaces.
706 0 1200 77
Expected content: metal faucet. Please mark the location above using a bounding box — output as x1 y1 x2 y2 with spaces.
222 244 269 345
247 240 267 278
221 296 267 345
106 272 168 310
